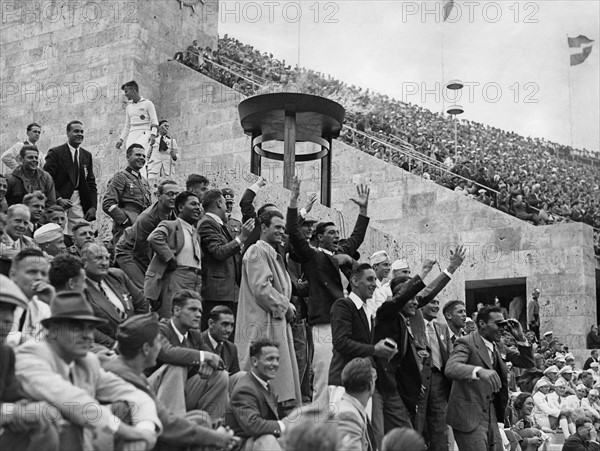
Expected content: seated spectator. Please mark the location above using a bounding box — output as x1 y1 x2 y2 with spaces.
103 312 238 450
15 291 161 450
506 392 546 451
586 325 600 349
0 204 38 261
584 350 600 371
148 289 228 421
45 205 71 246
68 220 95 257
582 389 600 422
0 175 7 214
48 253 86 293
0 274 61 451
562 416 600 451
549 379 577 436
532 378 564 432
335 357 377 451
82 243 147 348
22 191 46 236
225 338 288 451
281 405 338 451
4 145 55 207
381 427 426 451
33 223 66 257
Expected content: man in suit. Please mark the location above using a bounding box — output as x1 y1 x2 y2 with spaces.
225 338 288 451
329 263 397 396
445 304 535 451
335 358 377 451
222 187 242 238
15 291 161 450
82 243 147 348
148 289 229 421
198 189 253 327
201 305 242 382
103 312 238 450
44 120 97 234
584 350 599 371
102 143 151 245
444 299 467 343
0 274 61 451
287 184 370 408
145 191 202 318
0 204 38 261
562 416 600 451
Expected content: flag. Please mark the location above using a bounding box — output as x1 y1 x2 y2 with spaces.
568 35 594 66
443 0 455 21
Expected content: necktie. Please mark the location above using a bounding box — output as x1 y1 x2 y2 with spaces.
362 306 371 331
451 334 456 344
99 281 126 320
73 148 79 188
366 418 375 451
427 322 442 370
215 342 223 357
159 136 168 152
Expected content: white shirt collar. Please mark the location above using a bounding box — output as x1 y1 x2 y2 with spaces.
208 332 220 350
481 335 495 353
348 291 366 311
251 371 269 390
170 319 188 344
177 217 194 233
319 247 334 256
204 212 223 226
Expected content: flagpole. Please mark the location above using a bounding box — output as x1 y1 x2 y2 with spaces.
566 34 574 147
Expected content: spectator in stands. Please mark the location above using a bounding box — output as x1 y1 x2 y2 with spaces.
148 289 228 421
198 188 254 325
147 120 179 183
0 175 7 214
44 120 98 233
381 427 426 451
562 416 600 451
68 220 95 257
186 40 201 69
0 204 38 260
103 312 238 450
222 187 243 237
49 253 86 293
334 357 377 451
584 350 599 370
33 223 66 257
587 325 600 349
45 205 67 231
5 146 55 207
443 300 467 343
225 338 288 451
1 122 45 173
186 174 210 204
116 80 158 157
201 305 242 380
82 243 147 348
0 274 61 451
505 392 546 451
145 191 202 318
22 191 46 236
282 406 338 451
15 291 161 450
102 143 151 245
532 378 568 434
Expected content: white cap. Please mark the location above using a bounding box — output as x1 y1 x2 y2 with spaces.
544 365 559 374
391 259 410 272
33 223 63 244
543 331 553 337
555 355 566 363
370 251 390 266
558 365 573 375
534 379 551 390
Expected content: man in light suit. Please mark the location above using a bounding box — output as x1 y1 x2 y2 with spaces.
145 191 202 318
225 338 288 451
445 304 535 451
335 357 377 451
198 188 253 328
43 120 97 233
15 291 161 450
82 243 147 348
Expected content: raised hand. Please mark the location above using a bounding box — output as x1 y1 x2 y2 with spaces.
419 259 436 280
239 218 255 242
257 177 267 188
447 244 466 273
305 192 317 213
350 184 370 213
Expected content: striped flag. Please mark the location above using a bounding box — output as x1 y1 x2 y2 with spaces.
568 35 594 66
443 0 455 21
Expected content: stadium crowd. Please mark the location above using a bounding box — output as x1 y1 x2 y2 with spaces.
173 35 600 255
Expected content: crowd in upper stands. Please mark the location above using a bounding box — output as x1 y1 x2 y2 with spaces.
174 35 600 256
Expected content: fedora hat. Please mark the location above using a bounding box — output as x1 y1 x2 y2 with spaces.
41 291 107 327
0 274 29 310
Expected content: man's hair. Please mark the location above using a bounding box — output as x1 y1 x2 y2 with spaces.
19 144 39 159
66 120 82 132
157 179 177 194
575 416 592 430
341 357 373 393
258 210 284 229
7 204 29 219
159 119 168 126
249 337 279 358
381 428 425 451
202 189 224 211
126 143 145 157
283 407 338 451
49 254 84 291
257 203 277 217
171 289 202 312
592 350 599 356
209 305 234 322
121 80 139 91
175 191 199 212
13 248 46 268
26 122 41 132
80 242 105 261
0 301 16 314
389 275 412 294
477 305 502 328
186 174 209 189
351 263 372 282
443 300 465 316
23 191 46 206
315 221 336 239
72 221 92 234
46 205 66 215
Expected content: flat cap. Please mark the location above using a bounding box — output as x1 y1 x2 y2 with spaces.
0 274 29 310
117 312 160 349
34 223 63 244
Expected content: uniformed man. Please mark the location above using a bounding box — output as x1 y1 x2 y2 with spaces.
147 120 178 185
222 187 241 238
102 143 151 245
115 80 158 156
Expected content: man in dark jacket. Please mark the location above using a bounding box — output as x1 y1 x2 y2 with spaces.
562 416 600 451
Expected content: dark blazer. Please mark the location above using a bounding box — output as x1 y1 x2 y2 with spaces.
239 187 262 256
84 268 147 348
1 344 25 403
103 356 226 449
43 143 97 213
562 432 600 451
329 296 375 386
200 330 240 375
372 272 452 413
224 371 282 445
584 356 599 371
445 331 534 433
286 207 370 326
198 214 242 303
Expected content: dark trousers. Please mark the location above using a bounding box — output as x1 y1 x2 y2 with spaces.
453 400 503 451
417 369 449 451
372 388 413 449
291 318 311 402
115 254 146 290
